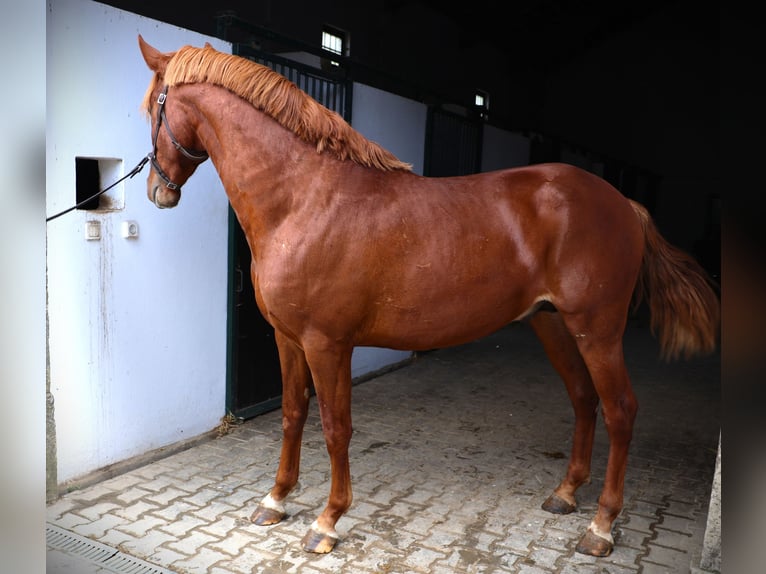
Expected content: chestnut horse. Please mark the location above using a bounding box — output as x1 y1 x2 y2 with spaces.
138 36 719 557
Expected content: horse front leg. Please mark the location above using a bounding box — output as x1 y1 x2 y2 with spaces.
529 311 600 515
300 342 354 554
251 331 311 526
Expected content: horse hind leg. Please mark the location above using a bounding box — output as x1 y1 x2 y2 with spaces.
251 331 312 526
529 311 599 515
559 309 639 557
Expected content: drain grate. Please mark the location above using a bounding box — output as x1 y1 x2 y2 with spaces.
46 523 177 574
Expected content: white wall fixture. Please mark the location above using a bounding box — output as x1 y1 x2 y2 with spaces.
121 221 139 239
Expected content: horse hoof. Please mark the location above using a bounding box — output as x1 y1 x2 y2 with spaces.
575 529 614 557
541 493 576 514
250 505 285 526
301 525 338 553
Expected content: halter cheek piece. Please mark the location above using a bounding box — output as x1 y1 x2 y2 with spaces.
149 85 209 196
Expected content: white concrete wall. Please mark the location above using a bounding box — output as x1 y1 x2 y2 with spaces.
349 83 428 377
352 83 427 175
47 0 231 483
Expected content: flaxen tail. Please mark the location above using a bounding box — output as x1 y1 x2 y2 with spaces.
630 200 720 360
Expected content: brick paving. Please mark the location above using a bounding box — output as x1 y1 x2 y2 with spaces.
47 321 720 573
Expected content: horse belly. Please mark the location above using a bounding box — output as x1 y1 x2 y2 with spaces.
363 278 534 351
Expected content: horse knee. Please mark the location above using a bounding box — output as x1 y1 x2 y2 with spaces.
283 410 308 434
322 425 353 451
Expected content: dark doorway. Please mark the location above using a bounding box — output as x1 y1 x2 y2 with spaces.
225 44 352 418
227 209 283 418
424 107 483 176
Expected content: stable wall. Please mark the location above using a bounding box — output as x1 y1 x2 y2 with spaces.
47 0 232 484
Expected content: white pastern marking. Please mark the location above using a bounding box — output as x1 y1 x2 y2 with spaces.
310 519 338 539
587 520 614 544
260 493 285 514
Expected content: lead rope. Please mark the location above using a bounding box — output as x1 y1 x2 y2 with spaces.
45 154 151 223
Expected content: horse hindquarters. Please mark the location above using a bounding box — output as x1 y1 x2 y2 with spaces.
537 201 719 556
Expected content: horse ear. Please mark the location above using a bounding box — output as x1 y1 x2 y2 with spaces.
204 42 213 49
138 34 173 74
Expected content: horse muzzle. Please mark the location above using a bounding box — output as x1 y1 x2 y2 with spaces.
150 182 181 209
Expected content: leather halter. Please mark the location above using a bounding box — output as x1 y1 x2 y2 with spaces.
149 85 209 191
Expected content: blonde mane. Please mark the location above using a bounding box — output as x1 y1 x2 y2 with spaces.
142 45 412 172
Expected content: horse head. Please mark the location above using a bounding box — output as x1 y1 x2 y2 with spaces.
138 35 209 209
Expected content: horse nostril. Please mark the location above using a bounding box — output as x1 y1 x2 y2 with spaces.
152 185 166 209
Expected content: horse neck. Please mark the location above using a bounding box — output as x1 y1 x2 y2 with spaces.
181 84 328 245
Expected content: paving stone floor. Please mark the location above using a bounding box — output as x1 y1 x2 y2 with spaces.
47 321 720 573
